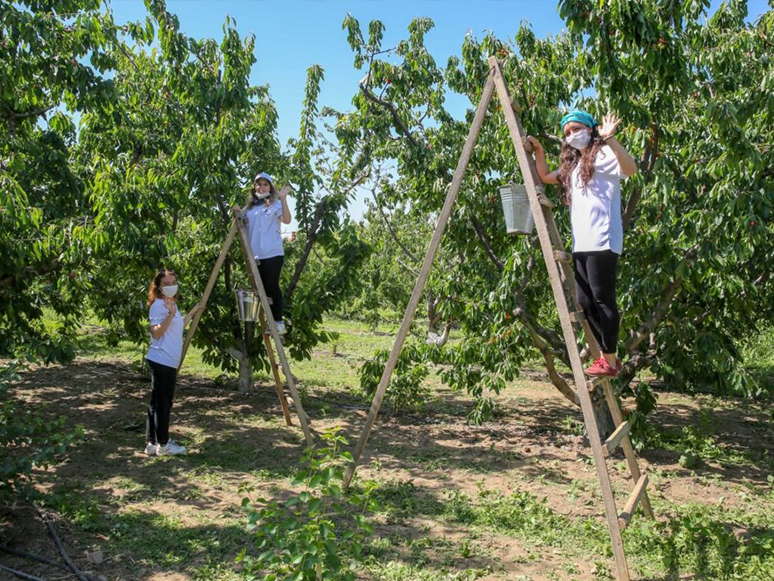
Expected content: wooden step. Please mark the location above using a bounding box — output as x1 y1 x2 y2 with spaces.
586 376 604 392
602 421 631 457
538 192 554 208
618 474 649 530
569 311 586 323
553 250 572 263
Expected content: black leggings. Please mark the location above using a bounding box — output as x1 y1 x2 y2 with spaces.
258 255 284 321
573 250 620 354
146 359 177 446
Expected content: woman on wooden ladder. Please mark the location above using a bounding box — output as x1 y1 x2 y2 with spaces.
246 172 293 334
528 111 638 377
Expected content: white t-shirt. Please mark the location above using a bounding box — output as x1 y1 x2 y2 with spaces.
146 298 184 369
246 199 284 260
568 146 626 254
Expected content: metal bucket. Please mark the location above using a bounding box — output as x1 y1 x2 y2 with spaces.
235 289 260 322
499 183 534 235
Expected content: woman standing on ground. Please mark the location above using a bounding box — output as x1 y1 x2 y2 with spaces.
144 269 200 456
528 111 638 377
245 172 293 334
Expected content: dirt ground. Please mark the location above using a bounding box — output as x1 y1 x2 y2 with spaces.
1 355 773 581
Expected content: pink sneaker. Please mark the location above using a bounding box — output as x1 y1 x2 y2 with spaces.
585 356 619 377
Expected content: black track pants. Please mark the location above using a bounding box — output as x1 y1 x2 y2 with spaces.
257 255 284 321
146 359 177 446
573 250 620 354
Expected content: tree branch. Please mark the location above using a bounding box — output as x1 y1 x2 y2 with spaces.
623 242 701 354
623 122 658 230
469 215 505 271
285 197 327 302
624 277 683 353
0 262 61 289
515 307 577 404
396 256 420 278
6 105 55 120
369 187 420 264
618 351 657 390
284 172 369 303
539 132 563 147
359 84 418 148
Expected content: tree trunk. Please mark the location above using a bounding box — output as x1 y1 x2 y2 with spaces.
426 294 453 346
227 345 253 393
237 357 253 393
427 294 442 334
591 395 616 440
237 354 253 393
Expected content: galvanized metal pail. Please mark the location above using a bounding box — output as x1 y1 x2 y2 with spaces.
499 183 534 235
235 289 260 322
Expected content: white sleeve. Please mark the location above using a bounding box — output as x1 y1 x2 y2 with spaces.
246 209 259 255
149 301 169 326
599 146 624 178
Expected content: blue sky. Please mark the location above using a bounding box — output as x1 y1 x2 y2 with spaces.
107 0 770 228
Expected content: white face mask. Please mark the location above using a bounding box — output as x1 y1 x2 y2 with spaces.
566 129 591 150
161 284 178 297
254 191 271 201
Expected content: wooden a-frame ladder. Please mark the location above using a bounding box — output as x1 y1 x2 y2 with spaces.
178 206 315 447
341 57 654 581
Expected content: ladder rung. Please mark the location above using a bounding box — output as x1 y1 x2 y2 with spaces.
569 311 586 323
251 293 273 305
603 421 631 457
538 192 554 208
618 474 649 531
586 376 604 392
554 250 572 263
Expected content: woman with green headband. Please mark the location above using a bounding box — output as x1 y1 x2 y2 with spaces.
527 111 638 377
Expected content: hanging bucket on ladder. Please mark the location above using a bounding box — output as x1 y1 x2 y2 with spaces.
235 289 260 322
499 184 534 235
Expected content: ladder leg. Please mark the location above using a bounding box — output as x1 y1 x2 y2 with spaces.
576 400 631 580
260 312 294 426
179 220 239 371
269 322 315 446
341 67 498 490
601 381 654 519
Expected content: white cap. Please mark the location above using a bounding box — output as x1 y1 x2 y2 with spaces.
254 172 273 184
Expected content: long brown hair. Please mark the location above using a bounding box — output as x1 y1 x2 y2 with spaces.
558 125 604 205
146 269 178 307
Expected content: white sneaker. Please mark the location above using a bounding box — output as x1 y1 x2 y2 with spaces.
144 442 158 456
157 440 187 456
274 321 286 335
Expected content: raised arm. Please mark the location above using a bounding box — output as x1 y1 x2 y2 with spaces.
277 186 292 225
598 113 638 177
150 298 177 339
527 136 560 184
